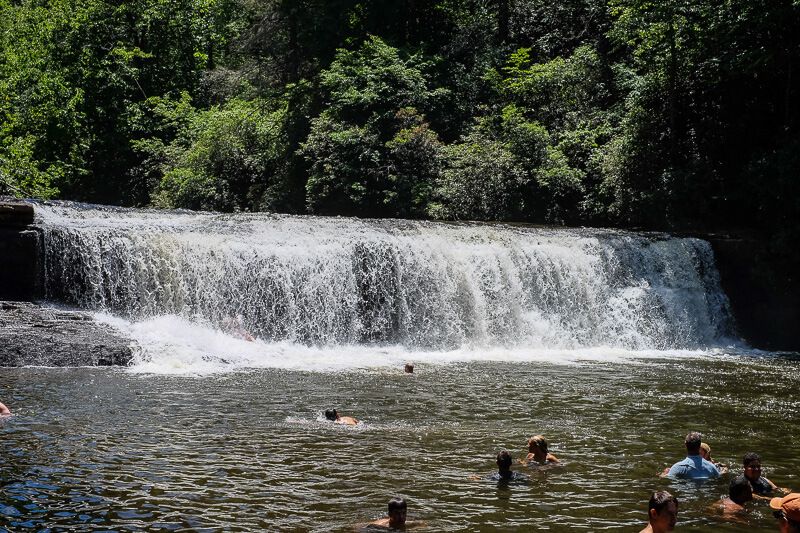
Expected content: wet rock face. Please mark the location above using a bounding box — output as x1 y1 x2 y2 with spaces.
0 199 34 226
0 301 134 366
0 198 42 301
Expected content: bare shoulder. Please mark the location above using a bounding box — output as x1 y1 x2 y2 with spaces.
547 453 560 463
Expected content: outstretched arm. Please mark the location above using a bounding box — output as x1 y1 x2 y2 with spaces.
769 479 791 494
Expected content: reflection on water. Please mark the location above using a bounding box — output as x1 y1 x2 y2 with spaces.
1 355 799 531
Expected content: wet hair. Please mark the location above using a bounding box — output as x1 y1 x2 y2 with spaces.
404 363 414 373
497 450 513 469
324 409 337 421
684 432 702 453
743 452 761 467
388 497 407 513
649 491 678 516
729 475 753 504
528 435 549 454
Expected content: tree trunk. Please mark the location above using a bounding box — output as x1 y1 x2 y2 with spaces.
497 0 509 44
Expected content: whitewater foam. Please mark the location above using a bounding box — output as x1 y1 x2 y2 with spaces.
93 313 737 375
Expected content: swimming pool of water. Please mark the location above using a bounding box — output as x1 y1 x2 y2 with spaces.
1 353 798 531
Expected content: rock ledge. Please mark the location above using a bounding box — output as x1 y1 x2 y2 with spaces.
0 301 134 366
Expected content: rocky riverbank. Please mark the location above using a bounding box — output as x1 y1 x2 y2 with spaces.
0 301 134 366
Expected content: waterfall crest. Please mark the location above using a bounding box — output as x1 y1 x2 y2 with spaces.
36 202 735 351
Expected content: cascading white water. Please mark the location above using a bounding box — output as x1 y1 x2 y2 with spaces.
35 202 734 356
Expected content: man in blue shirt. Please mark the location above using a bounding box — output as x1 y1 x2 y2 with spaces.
666 432 721 479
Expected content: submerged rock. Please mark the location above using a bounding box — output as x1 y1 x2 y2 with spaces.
0 301 134 366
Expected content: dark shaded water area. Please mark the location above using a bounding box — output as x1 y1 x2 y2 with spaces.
1 355 799 532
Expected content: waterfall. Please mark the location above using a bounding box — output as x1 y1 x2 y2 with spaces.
35 202 735 351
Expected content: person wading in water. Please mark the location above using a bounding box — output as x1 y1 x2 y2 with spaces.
640 491 678 533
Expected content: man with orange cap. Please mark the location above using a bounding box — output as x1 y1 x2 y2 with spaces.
771 493 800 533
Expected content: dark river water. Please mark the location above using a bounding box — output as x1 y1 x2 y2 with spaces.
1 354 798 532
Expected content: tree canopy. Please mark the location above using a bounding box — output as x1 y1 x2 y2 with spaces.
2 0 799 271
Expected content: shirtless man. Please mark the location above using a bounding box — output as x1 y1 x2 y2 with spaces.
640 491 678 533
522 435 559 465
713 475 753 522
222 315 254 342
0 401 10 415
325 409 358 425
368 498 408 529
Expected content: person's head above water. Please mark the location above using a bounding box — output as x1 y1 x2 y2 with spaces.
497 450 513 472
404 363 414 373
700 442 711 460
684 432 702 455
771 493 800 533
743 452 763 482
730 475 754 505
648 491 678 532
324 409 338 421
387 497 407 528
528 435 549 454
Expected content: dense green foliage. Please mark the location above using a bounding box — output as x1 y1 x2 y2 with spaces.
2 0 799 268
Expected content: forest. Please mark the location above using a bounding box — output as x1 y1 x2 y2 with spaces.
1 0 798 273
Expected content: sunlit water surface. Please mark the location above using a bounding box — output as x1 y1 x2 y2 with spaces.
2 353 799 532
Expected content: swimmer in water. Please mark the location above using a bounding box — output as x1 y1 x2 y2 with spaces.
0 401 10 416
404 363 414 373
712 475 753 522
770 493 800 533
661 440 726 476
471 451 529 482
699 442 728 472
365 497 424 530
639 491 678 533
221 315 255 342
325 408 358 425
700 442 713 462
743 452 789 497
664 431 720 479
521 434 559 465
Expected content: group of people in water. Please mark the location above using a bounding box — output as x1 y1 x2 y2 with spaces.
323 368 796 531
3 368 796 531
641 431 797 532
353 431 798 531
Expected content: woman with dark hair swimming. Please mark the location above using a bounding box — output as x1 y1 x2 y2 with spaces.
325 408 358 425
